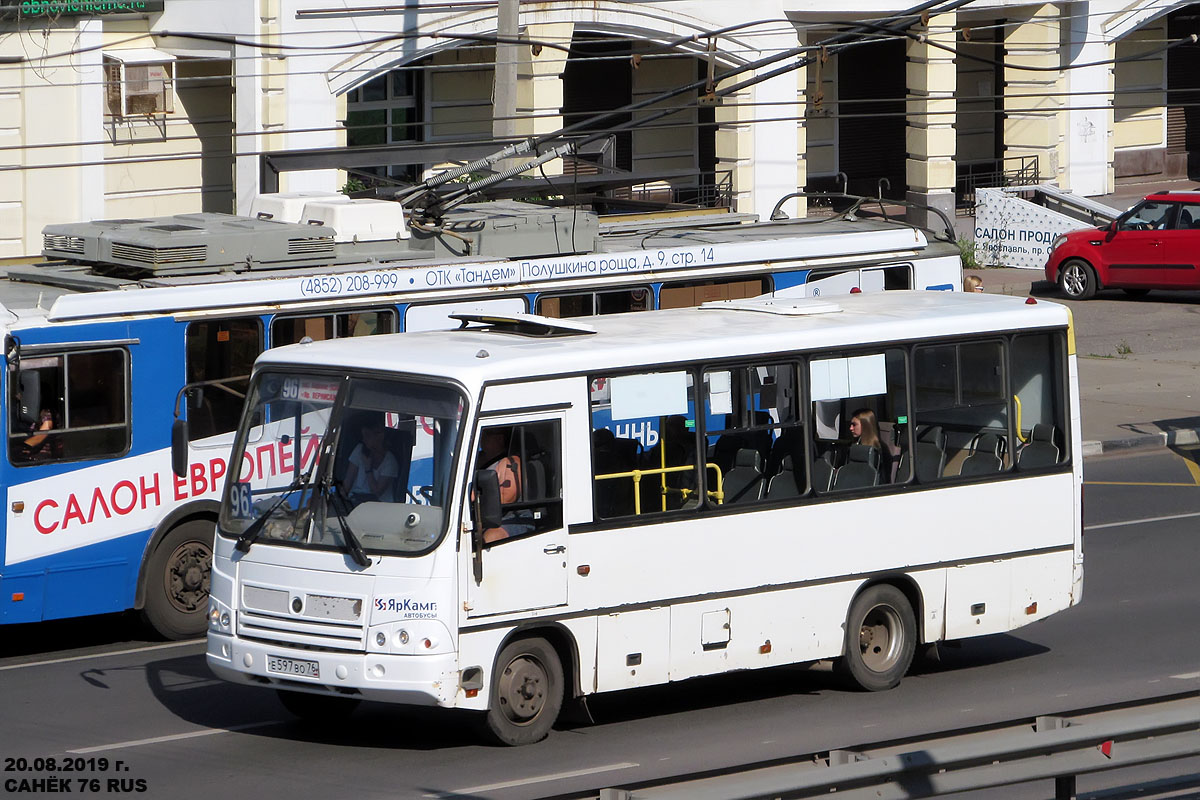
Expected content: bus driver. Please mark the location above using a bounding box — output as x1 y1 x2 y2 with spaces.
478 428 536 543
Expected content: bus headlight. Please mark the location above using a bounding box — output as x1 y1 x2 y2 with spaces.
208 600 232 632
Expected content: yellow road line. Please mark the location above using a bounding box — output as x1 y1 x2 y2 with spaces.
1084 480 1200 487
1184 457 1200 486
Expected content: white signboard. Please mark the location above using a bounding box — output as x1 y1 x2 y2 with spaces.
974 186 1118 270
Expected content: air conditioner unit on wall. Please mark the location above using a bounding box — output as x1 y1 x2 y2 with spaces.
103 54 175 118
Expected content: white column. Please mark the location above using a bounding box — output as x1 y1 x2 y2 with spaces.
78 19 105 222
1065 1 1111 196
751 52 800 219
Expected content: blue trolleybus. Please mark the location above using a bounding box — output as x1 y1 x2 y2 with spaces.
2 193 961 637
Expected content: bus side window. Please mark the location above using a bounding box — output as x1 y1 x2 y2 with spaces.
8 348 130 465
703 362 804 505
589 371 698 519
912 340 1009 480
1012 332 1068 469
185 319 263 442
809 348 909 492
474 421 563 544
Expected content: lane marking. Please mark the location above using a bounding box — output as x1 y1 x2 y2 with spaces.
0 639 203 672
1084 481 1200 487
1171 671 1200 680
439 762 640 796
1185 458 1200 486
68 721 281 754
1086 510 1200 531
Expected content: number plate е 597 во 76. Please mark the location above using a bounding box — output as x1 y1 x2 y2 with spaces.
267 655 319 679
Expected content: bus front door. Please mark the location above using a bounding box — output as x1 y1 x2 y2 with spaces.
466 416 568 618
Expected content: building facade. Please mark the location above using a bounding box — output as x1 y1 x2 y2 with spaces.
0 0 1197 257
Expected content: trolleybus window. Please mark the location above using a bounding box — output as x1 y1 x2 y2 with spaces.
271 308 397 346
8 347 129 465
658 275 770 309
185 319 263 441
536 288 652 319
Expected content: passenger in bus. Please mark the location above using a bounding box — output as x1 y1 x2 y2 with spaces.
342 420 399 505
478 427 536 543
848 408 892 484
20 408 57 461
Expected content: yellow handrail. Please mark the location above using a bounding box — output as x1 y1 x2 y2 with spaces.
594 461 725 515
1013 394 1028 444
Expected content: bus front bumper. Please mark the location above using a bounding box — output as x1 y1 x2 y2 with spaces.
206 633 461 707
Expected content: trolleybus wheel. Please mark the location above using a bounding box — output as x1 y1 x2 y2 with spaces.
840 584 916 692
483 637 563 746
142 520 212 640
1058 259 1098 300
277 690 360 721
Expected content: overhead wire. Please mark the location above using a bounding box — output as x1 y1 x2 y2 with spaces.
0 3 1193 189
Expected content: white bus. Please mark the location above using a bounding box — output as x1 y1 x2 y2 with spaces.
204 291 1082 745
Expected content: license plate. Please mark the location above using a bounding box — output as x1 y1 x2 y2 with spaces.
267 655 319 679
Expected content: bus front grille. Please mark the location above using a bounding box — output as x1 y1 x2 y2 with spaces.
237 609 366 652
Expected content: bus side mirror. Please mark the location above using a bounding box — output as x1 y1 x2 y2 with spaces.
474 469 502 530
171 419 188 477
471 469 502 583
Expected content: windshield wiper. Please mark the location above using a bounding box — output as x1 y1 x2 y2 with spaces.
322 479 371 568
234 458 320 554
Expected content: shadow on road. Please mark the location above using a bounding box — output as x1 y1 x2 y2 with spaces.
0 610 154 660
134 633 1049 751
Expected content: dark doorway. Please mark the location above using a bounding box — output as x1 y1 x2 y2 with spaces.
562 35 633 171
1168 6 1200 178
838 36 907 198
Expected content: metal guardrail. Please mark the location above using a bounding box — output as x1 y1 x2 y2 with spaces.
956 155 1041 213
586 693 1200 800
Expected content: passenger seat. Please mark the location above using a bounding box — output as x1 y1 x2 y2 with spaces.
832 444 880 490
723 448 765 504
766 455 802 500
1018 423 1060 468
960 432 1005 475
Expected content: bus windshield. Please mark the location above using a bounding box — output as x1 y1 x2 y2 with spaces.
218 370 464 556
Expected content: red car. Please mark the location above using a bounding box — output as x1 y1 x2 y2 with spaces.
1045 191 1200 299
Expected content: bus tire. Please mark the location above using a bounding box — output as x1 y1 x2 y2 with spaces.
141 520 213 640
277 690 360 721
483 637 563 746
1058 259 1098 300
840 584 916 692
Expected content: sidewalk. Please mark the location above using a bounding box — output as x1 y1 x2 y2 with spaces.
964 266 1200 458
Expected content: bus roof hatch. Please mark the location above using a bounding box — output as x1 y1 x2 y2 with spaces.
448 311 598 337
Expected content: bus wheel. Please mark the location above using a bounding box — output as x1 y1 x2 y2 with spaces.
277 690 360 722
841 584 916 692
142 520 212 640
484 637 563 746
1058 259 1098 300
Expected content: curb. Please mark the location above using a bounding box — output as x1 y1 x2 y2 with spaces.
1082 427 1200 458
